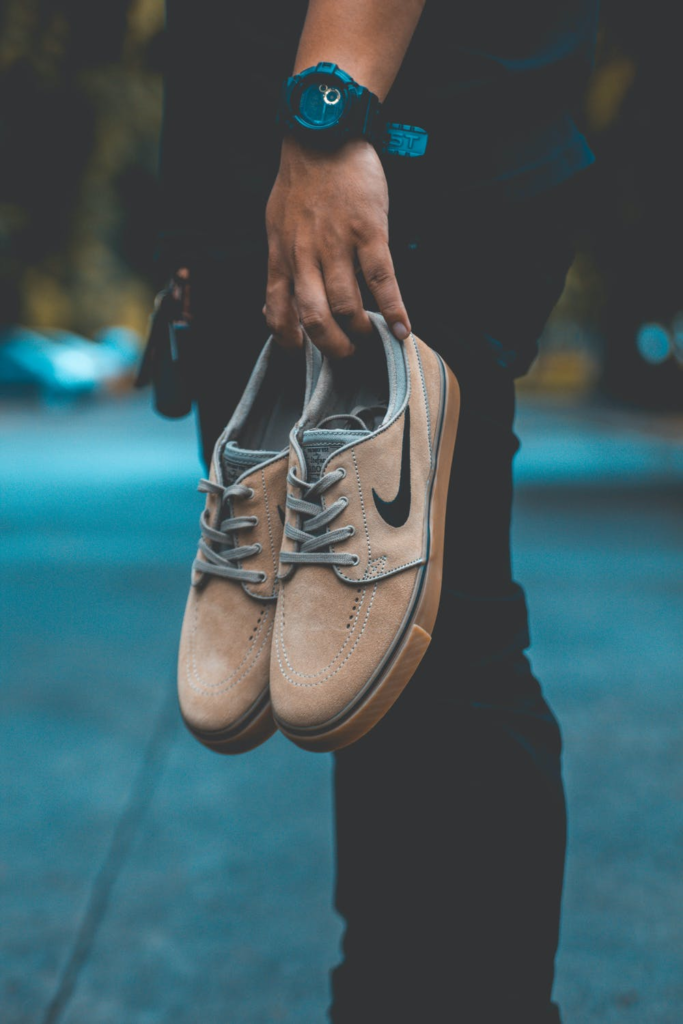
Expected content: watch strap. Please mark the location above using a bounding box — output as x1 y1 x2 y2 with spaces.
379 124 429 158
278 63 429 158
358 89 382 141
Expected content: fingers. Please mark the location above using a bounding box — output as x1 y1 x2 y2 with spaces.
294 257 355 359
266 226 408 357
264 254 303 350
265 239 360 357
358 243 411 341
322 257 373 338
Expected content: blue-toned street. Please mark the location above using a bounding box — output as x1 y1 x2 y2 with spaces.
1 392 682 1023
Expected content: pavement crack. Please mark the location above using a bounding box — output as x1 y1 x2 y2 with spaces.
42 685 179 1024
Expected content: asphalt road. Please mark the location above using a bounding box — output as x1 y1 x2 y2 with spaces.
1 391 682 1023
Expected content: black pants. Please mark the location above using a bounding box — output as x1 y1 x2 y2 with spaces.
160 10 575 1016
328 184 572 1022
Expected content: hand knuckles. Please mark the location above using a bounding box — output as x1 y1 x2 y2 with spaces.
264 297 292 335
364 262 394 289
329 296 358 319
265 315 288 336
265 280 288 304
298 308 328 333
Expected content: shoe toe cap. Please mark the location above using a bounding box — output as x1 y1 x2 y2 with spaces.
270 568 419 731
178 583 273 734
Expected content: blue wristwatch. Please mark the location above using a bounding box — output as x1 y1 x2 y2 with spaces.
277 62 428 158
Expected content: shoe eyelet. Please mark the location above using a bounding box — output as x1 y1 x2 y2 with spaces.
257 571 267 583
245 487 256 499
337 467 347 479
250 516 259 526
254 542 263 554
351 554 360 566
347 525 356 537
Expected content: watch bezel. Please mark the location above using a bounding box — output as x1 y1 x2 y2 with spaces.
279 63 378 149
290 73 350 132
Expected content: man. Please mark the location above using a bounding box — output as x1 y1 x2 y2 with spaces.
155 1 599 1019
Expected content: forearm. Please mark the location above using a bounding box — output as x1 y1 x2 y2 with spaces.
294 0 426 100
266 1 424 356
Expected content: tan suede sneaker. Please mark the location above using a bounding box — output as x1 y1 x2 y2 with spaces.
178 339 320 754
270 313 460 752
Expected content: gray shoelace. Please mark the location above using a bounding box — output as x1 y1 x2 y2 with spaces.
279 406 386 569
192 479 267 585
280 466 358 568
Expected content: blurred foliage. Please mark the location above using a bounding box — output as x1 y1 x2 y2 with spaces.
529 1 683 401
0 0 163 335
588 2 683 404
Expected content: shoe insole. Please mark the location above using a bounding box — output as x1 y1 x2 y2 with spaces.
238 346 306 452
315 336 390 429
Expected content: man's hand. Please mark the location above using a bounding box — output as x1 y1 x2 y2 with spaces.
265 136 410 358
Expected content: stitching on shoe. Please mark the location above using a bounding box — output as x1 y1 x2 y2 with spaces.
276 450 301 581
375 556 422 572
186 599 272 695
260 466 278 581
274 585 377 689
186 617 272 696
311 344 415 582
328 447 371 583
366 555 388 577
334 340 433 584
187 601 270 692
243 470 278 600
339 552 423 581
334 411 414 583
413 336 433 465
352 447 372 561
274 582 379 688
333 448 373 582
275 585 368 679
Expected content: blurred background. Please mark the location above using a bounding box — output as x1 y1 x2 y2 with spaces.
1 1 682 1022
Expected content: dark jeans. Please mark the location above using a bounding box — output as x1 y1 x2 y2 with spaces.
329 184 573 1022
332 343 565 1024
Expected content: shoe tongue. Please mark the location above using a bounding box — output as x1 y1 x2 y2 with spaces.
221 441 278 486
301 428 367 482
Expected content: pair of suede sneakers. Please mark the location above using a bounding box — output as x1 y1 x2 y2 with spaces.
178 312 460 754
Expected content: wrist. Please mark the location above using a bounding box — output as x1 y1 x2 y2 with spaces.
280 134 373 164
278 137 379 187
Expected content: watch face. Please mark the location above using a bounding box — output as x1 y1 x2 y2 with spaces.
297 81 346 128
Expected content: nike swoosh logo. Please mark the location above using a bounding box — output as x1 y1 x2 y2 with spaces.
277 504 286 526
372 406 411 528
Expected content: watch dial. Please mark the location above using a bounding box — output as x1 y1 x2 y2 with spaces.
298 82 345 128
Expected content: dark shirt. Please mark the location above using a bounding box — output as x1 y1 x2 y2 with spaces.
390 1 599 197
160 0 598 249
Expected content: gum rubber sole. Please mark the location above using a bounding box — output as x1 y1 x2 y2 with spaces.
182 696 277 755
276 356 460 753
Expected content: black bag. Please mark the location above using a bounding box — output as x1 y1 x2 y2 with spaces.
135 268 194 418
